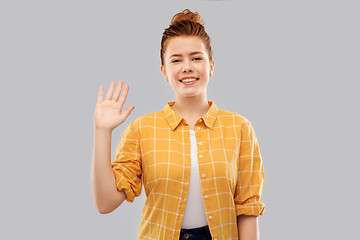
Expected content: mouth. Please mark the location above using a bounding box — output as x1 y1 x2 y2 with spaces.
179 77 199 83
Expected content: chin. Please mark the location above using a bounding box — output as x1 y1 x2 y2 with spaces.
180 91 203 97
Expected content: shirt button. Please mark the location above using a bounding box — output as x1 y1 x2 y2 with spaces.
199 155 203 158
204 195 208 199
214 238 217 240
209 215 212 220
202 173 206 177
199 142 203 145
197 127 200 130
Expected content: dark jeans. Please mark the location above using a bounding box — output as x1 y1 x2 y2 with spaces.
179 225 212 240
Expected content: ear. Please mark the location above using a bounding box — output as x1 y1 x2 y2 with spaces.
160 65 168 82
209 59 215 78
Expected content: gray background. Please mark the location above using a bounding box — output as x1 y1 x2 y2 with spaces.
1 0 359 239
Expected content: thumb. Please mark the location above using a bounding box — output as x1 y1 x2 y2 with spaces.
125 105 135 115
120 106 134 124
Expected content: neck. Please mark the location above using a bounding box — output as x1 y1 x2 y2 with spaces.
171 94 210 119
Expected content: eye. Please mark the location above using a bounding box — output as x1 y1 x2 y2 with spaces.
171 59 180 63
194 57 202 60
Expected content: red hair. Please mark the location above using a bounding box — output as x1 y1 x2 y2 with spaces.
160 9 213 66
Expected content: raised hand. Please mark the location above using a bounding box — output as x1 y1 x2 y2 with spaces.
94 80 135 131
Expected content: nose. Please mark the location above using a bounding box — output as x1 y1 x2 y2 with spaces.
182 59 193 72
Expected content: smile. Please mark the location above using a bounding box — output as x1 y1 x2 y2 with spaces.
179 77 199 85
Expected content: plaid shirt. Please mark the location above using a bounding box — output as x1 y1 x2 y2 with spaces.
111 100 265 240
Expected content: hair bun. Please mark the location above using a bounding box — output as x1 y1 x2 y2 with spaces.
170 9 205 26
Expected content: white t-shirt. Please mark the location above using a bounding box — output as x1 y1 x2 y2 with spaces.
181 129 208 229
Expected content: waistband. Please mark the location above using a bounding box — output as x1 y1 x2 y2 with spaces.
180 225 212 239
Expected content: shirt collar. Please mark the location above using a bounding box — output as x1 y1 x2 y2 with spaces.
162 100 219 131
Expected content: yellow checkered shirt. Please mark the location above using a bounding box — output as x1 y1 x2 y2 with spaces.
111 100 265 240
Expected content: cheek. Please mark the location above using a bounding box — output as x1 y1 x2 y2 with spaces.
166 67 178 77
199 65 210 75
168 72 179 83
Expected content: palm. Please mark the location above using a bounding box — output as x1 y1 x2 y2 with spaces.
94 80 134 130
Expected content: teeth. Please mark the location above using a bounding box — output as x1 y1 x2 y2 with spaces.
181 78 197 83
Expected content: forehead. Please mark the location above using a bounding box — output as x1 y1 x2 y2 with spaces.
165 36 206 58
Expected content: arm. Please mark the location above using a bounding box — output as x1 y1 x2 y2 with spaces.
91 80 135 214
110 121 143 204
91 128 127 214
237 215 259 240
234 119 265 237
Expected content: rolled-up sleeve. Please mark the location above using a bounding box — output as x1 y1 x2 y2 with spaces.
111 121 142 203
234 119 265 216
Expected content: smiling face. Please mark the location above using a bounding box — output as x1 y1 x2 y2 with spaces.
160 36 214 98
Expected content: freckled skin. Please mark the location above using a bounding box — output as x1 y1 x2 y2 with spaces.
160 36 215 129
160 36 214 99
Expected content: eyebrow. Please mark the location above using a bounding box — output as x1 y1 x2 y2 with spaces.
169 51 204 58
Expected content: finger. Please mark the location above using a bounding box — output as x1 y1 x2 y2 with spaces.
124 105 135 117
97 85 104 103
117 84 130 112
112 80 123 102
105 81 116 101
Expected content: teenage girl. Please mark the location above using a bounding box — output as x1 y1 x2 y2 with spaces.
91 9 265 240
